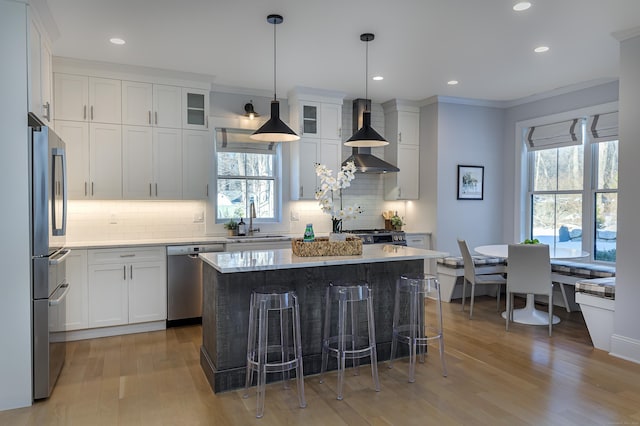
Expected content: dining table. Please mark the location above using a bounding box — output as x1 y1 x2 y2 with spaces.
474 244 588 325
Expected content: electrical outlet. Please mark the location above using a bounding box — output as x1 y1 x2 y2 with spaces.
290 210 300 221
193 211 204 223
109 214 118 225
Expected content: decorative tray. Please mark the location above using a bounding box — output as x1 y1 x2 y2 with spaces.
291 236 363 257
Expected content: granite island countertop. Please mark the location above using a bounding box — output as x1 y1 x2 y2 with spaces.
199 244 448 273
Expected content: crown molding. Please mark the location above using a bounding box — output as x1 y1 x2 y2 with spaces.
613 26 640 42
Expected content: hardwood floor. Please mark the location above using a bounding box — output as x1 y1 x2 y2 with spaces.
3 296 640 425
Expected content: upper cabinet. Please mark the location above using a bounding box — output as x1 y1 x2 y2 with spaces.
288 88 346 200
182 129 212 200
383 100 420 200
28 9 53 124
182 88 209 130
54 74 121 124
122 81 182 128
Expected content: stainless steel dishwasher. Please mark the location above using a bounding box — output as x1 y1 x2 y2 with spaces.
166 244 225 326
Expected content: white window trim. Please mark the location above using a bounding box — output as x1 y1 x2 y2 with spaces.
513 101 618 257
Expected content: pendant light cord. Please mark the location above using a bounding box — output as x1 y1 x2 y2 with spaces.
365 39 369 111
273 20 277 101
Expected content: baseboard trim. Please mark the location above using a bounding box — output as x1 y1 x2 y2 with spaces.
62 321 166 341
610 334 640 364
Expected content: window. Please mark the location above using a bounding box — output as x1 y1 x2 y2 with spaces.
526 113 618 262
215 128 280 222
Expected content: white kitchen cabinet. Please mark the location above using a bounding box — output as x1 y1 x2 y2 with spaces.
383 100 420 200
288 88 345 200
405 232 433 274
182 129 211 199
54 74 121 124
88 262 129 328
62 249 88 331
56 121 121 199
122 82 182 128
128 261 167 323
55 120 90 199
28 12 52 124
122 126 182 199
182 88 209 130
89 123 122 199
87 247 166 328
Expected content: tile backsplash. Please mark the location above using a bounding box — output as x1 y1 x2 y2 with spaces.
66 200 208 242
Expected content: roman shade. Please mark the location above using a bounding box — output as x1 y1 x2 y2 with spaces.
587 111 618 143
216 128 275 153
526 118 584 151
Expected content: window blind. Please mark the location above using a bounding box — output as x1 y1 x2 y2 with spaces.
588 111 618 143
526 118 583 151
215 128 276 153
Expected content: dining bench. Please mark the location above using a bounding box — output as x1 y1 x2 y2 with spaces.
436 255 616 309
575 277 616 351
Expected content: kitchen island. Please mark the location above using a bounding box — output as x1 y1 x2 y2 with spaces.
199 245 448 393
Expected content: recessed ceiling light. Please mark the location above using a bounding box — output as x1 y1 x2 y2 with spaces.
447 80 459 86
534 46 549 53
109 37 126 45
372 75 384 81
513 2 532 12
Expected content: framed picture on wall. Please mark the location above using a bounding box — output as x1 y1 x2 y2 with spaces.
457 165 484 200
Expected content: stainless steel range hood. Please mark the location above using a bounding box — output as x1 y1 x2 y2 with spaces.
342 98 399 173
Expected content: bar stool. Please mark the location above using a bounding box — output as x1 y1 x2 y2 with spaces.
389 273 447 382
320 281 380 400
243 287 306 418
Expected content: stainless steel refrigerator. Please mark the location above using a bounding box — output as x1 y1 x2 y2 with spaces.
29 113 70 400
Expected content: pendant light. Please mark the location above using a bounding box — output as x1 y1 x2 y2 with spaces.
345 33 388 147
251 14 299 142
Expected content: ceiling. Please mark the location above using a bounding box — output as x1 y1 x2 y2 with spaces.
44 0 640 104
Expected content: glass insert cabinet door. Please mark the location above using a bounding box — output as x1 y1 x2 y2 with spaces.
182 88 209 129
301 103 319 137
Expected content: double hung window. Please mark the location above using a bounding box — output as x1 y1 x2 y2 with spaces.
526 112 618 262
215 128 280 222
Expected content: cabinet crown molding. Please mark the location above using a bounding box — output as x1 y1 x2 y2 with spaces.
382 99 420 113
287 86 346 104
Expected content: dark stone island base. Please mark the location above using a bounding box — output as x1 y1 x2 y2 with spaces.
200 259 423 393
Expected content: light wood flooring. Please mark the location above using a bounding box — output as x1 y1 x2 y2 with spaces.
3 296 640 425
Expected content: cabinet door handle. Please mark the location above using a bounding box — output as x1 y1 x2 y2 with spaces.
130 265 133 279
155 111 158 125
338 128 341 138
206 184 209 197
43 102 51 121
148 110 152 124
398 187 402 198
90 105 94 121
149 183 152 196
84 182 87 196
123 265 126 280
119 254 136 258
83 105 87 120
399 132 402 143
300 186 303 198
91 182 94 196
155 183 158 196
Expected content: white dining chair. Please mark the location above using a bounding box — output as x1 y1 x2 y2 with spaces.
457 240 507 319
506 244 554 336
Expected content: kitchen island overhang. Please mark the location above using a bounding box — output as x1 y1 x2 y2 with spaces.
199 245 448 393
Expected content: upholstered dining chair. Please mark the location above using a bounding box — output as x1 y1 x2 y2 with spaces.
457 239 507 319
506 244 554 336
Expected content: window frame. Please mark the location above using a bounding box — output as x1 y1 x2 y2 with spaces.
514 101 618 264
214 128 282 224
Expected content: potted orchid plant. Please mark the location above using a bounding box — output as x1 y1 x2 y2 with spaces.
314 161 362 240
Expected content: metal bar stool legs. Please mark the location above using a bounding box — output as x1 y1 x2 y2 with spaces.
243 287 306 418
320 282 380 400
389 273 447 382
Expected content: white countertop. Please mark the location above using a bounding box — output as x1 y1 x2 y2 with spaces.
199 245 449 273
65 235 293 249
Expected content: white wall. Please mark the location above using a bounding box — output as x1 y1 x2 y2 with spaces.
612 34 640 363
433 101 506 255
0 0 34 410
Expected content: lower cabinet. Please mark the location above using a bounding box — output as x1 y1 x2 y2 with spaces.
405 232 433 274
63 249 89 331
86 246 166 329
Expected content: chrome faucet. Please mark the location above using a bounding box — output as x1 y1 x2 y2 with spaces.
248 200 259 236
